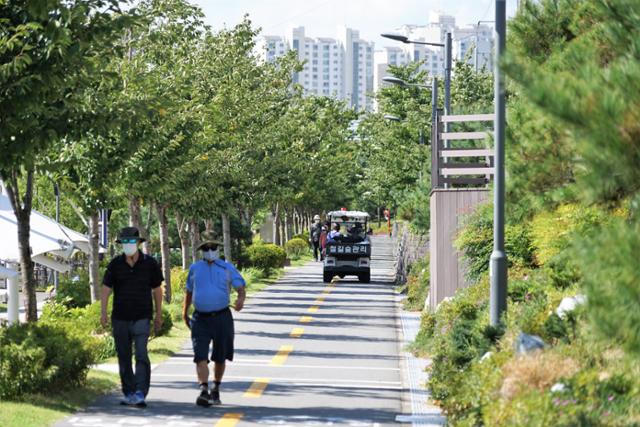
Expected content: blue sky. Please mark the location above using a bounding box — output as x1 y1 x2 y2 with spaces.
191 0 518 47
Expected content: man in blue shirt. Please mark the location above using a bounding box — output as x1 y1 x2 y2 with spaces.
326 223 342 243
182 231 246 407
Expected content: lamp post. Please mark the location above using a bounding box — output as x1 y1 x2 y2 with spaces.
381 31 450 122
490 0 507 327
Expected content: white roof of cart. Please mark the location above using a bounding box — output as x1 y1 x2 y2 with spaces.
327 211 370 219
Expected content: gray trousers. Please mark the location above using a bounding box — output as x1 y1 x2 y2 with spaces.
112 318 151 396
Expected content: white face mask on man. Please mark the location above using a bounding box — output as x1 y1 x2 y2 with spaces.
203 249 220 261
122 243 138 256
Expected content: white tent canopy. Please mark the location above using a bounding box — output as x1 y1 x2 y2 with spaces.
0 186 98 271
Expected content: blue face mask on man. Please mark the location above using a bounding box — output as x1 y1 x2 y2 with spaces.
120 239 139 256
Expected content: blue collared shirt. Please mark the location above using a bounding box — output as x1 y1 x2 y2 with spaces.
327 230 341 243
186 259 246 312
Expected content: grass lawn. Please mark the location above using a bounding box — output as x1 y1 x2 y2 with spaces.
0 370 118 427
289 254 314 267
0 303 6 313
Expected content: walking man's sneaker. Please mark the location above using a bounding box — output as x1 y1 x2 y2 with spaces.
132 390 147 408
196 389 211 407
120 392 134 405
209 389 222 405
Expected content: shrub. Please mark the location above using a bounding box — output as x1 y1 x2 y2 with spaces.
403 256 429 311
0 322 97 399
153 306 173 337
0 342 50 399
285 238 310 260
292 232 309 242
40 300 116 360
575 218 640 356
55 271 91 308
456 203 536 282
529 203 609 266
170 267 189 304
247 243 286 272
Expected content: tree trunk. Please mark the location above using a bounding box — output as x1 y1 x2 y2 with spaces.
272 203 280 246
128 196 149 253
293 209 298 236
279 215 285 247
244 208 253 244
222 212 232 263
175 212 190 269
157 204 172 303
190 219 199 263
4 169 37 321
88 211 101 303
283 209 290 243
129 195 142 227
142 203 152 254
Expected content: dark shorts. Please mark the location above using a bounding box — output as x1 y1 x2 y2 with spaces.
191 307 234 364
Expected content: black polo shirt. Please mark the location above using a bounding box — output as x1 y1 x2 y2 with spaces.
103 251 163 321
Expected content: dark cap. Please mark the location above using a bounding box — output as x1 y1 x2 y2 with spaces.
115 226 146 243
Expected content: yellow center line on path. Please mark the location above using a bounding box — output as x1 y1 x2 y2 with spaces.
314 297 325 304
243 378 270 398
299 315 313 323
308 305 320 313
322 289 331 294
290 327 304 338
271 345 294 365
214 413 244 427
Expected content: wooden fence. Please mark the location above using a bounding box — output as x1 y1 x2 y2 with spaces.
431 111 496 188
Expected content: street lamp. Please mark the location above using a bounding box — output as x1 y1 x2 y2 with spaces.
383 114 400 122
381 33 444 47
490 0 507 327
381 31 452 137
382 75 430 89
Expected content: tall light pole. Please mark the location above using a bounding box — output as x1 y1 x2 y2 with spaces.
444 32 452 131
381 32 449 122
490 0 507 326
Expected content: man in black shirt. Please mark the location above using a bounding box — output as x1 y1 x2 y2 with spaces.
101 227 164 408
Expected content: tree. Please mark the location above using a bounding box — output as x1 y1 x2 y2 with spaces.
0 0 135 320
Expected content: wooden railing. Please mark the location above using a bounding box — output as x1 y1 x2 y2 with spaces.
431 110 495 189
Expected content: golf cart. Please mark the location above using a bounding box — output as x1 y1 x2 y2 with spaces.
323 210 372 283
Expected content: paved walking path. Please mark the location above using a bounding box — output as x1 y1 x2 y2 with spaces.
56 236 442 427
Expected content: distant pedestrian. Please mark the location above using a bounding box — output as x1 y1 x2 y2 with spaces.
182 231 246 407
319 223 329 261
310 215 322 261
101 227 164 408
